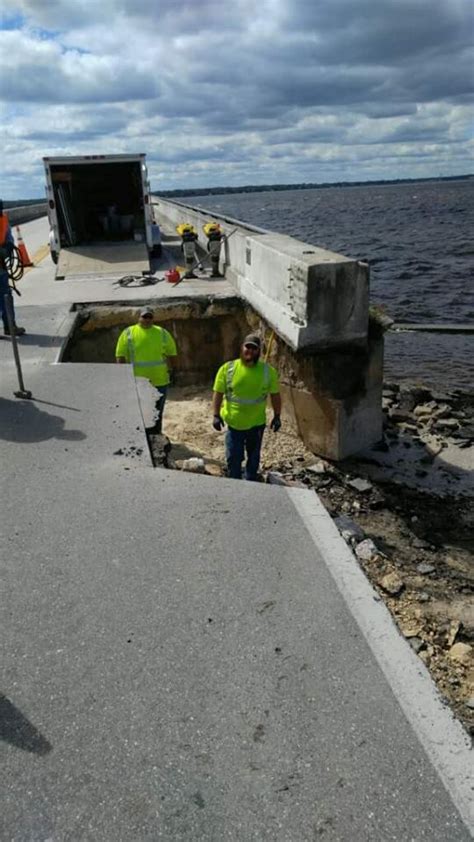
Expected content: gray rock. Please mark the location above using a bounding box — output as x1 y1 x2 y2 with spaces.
355 538 379 561
434 418 460 431
412 538 431 550
416 562 436 575
307 460 327 475
413 401 438 417
149 433 171 467
179 457 206 474
418 592 431 602
432 403 451 419
347 477 373 493
397 390 417 412
430 391 453 403
379 572 404 596
465 697 474 710
389 407 414 423
334 515 365 545
452 422 474 439
266 471 288 486
409 637 425 654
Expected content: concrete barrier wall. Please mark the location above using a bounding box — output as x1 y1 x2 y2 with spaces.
153 196 369 352
8 204 48 226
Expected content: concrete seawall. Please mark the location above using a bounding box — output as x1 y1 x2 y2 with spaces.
6 203 48 226
153 197 369 352
153 196 382 459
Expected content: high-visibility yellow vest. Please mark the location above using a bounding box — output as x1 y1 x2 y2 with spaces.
116 324 174 387
213 358 278 430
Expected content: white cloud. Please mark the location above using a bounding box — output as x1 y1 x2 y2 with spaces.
1 0 473 197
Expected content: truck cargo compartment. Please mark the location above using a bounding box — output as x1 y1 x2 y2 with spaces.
51 161 146 247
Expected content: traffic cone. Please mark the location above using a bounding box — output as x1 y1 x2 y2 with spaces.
15 226 33 267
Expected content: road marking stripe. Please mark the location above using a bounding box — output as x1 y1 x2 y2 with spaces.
22 243 50 274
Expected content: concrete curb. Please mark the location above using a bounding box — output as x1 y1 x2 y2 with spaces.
287 486 474 834
53 308 79 363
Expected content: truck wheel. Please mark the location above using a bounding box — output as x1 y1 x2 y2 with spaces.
50 250 58 265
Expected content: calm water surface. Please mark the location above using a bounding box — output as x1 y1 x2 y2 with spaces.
184 180 473 389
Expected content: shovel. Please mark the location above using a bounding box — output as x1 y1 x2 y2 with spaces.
4 293 32 399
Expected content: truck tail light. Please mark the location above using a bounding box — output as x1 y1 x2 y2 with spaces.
49 200 55 209
144 195 149 203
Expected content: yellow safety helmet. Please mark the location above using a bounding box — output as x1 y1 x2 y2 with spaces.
203 222 221 237
176 222 196 236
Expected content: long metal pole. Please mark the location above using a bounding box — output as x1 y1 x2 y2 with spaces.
4 292 32 399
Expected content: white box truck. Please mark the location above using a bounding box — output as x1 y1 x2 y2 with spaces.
44 153 155 280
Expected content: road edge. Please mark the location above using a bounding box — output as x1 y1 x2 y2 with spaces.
287 486 473 834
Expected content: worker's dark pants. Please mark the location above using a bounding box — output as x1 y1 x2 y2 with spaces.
225 424 265 481
153 385 168 434
0 271 15 332
208 242 222 277
210 256 222 277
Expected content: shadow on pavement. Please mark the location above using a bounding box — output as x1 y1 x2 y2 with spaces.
13 333 63 348
0 398 86 443
0 333 62 348
0 695 52 755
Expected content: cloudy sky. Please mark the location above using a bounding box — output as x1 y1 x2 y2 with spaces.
1 0 473 198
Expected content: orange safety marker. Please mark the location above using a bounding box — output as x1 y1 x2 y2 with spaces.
15 225 33 267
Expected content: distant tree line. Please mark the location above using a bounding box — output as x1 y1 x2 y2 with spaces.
3 199 45 207
4 173 472 205
155 173 473 199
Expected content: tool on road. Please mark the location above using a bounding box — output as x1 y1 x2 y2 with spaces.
113 273 158 288
5 294 32 399
165 268 180 283
172 227 238 286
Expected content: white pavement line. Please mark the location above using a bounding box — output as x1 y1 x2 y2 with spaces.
287 486 474 834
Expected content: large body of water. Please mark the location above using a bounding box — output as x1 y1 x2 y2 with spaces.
184 180 473 390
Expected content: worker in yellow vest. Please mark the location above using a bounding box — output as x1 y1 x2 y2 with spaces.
212 334 281 480
115 307 177 433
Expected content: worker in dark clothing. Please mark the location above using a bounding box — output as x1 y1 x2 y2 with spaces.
203 222 224 277
0 200 25 336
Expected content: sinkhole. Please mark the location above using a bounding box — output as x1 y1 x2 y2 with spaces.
61 296 313 477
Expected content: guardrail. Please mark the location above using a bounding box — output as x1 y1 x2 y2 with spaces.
7 203 48 226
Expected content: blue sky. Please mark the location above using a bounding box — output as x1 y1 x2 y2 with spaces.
1 0 473 198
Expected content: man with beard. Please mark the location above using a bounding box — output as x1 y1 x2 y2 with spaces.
212 334 281 481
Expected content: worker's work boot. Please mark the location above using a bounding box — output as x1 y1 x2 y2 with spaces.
4 325 26 336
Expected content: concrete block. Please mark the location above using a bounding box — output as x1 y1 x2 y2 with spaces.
277 336 383 460
239 233 368 350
